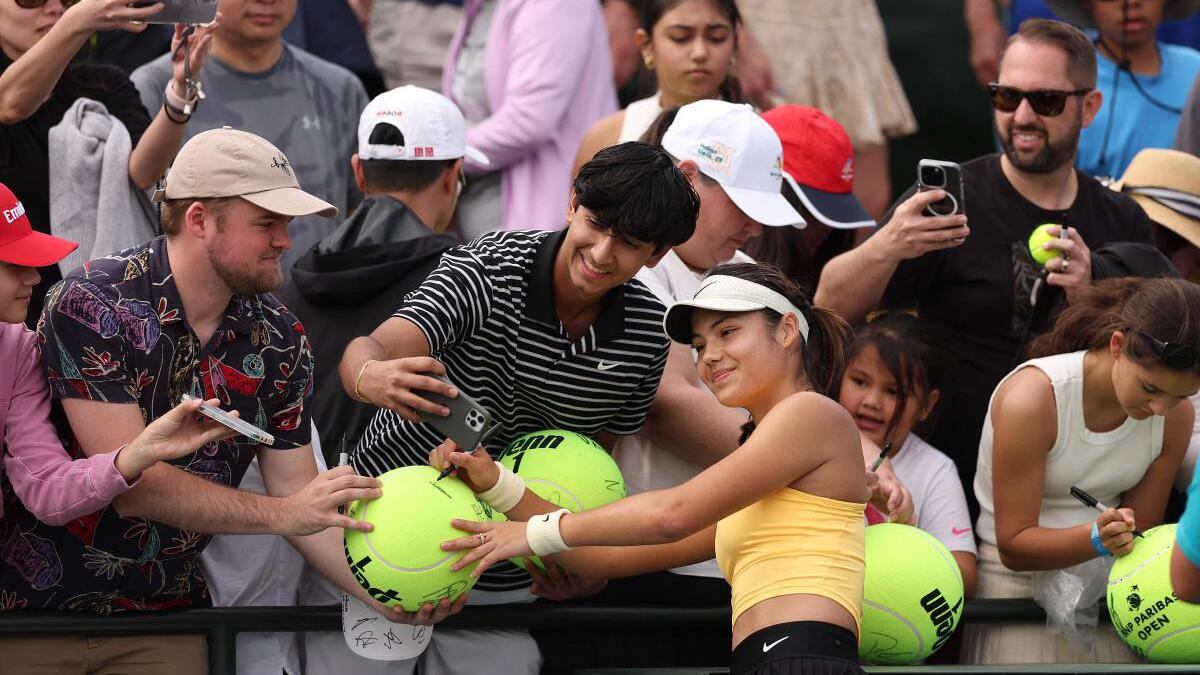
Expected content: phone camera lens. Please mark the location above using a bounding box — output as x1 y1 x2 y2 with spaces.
920 165 947 188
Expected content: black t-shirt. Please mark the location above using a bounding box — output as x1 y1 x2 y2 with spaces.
0 49 152 325
880 154 1154 506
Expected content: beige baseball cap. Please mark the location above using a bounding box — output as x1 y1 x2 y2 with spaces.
154 127 337 218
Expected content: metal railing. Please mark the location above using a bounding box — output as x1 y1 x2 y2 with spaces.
0 599 1082 674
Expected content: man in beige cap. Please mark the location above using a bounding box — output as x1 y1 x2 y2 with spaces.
0 128 460 674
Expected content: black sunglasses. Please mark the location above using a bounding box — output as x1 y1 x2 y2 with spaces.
1133 329 1197 371
987 83 1091 117
15 0 81 8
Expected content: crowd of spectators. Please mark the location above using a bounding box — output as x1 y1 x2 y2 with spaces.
3 0 1200 674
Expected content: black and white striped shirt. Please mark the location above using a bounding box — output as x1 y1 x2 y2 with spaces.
355 229 670 592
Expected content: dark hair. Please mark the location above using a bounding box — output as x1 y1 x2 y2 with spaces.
1006 18 1098 89
1026 277 1200 376
573 141 700 248
359 123 457 192
159 197 235 236
639 0 741 33
638 0 746 103
839 311 944 444
705 262 852 442
638 105 682 148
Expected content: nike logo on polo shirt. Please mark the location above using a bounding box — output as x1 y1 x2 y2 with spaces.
597 361 622 371
762 636 789 653
952 527 971 536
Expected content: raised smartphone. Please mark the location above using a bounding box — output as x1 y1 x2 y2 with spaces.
181 394 274 445
418 377 492 451
917 159 966 218
136 0 219 25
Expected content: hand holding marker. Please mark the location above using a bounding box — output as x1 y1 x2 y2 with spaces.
436 421 504 481
870 442 894 473
1070 485 1144 538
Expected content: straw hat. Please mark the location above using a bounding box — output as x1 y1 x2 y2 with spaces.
1046 0 1200 29
1109 148 1200 249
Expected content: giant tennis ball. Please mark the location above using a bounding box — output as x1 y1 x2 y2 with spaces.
1028 223 1064 266
495 429 625 569
344 465 489 611
1107 524 1200 663
859 523 965 665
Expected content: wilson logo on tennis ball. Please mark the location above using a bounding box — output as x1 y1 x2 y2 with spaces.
920 588 963 652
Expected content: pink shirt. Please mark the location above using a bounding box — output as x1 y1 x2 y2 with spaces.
443 0 617 231
0 322 134 525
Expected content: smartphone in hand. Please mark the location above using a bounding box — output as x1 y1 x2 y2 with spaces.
418 377 492 451
917 159 966 218
139 0 218 24
180 394 274 445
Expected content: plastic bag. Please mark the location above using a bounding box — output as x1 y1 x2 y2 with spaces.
1031 555 1115 650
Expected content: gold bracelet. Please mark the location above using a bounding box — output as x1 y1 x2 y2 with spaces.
354 359 377 404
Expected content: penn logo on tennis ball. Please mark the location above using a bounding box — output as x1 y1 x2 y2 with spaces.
921 588 962 652
498 433 568 472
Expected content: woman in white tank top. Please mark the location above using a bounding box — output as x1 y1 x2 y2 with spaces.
573 0 742 176
964 277 1200 664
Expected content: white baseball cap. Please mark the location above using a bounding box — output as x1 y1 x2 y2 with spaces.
662 100 804 228
357 85 489 165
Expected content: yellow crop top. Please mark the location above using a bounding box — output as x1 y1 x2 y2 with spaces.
715 487 866 631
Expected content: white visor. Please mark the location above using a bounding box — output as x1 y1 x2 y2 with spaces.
663 275 810 344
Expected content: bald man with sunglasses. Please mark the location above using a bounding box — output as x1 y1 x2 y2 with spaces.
817 18 1155 517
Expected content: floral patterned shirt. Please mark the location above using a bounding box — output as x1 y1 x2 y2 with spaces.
0 236 313 613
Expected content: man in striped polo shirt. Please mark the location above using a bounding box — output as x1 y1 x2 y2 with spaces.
338 141 700 674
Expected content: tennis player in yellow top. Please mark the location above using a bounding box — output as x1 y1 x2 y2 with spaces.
437 261 872 675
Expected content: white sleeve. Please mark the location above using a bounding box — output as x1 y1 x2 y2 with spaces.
916 455 978 556
634 265 675 306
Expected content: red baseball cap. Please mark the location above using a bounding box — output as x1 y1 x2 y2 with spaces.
0 183 78 266
761 105 875 229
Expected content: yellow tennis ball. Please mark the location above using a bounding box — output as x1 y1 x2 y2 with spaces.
859 524 965 665
344 465 488 612
1028 223 1064 266
495 429 625 570
1107 524 1200 663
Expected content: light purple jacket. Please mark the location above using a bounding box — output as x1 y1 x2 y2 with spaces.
0 322 133 525
443 0 618 231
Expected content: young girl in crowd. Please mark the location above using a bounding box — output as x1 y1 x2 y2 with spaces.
964 277 1200 664
836 311 977 596
0 183 234 526
438 262 872 675
573 0 743 174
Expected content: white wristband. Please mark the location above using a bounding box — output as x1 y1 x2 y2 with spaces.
527 508 572 556
477 463 525 513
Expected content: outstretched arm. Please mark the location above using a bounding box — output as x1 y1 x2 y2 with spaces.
443 394 862 576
